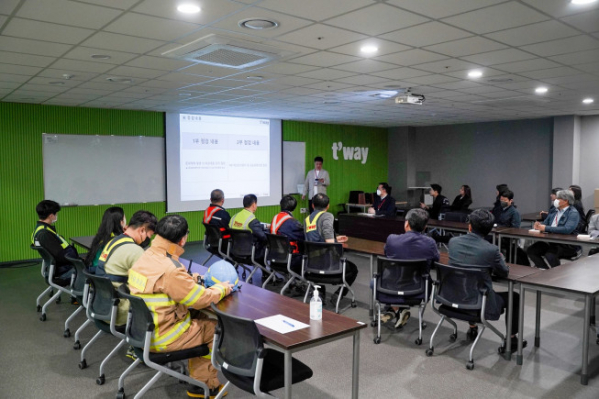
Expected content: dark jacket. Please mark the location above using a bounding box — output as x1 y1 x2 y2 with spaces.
203 205 231 230
542 206 580 235
429 195 451 220
276 213 305 242
373 195 396 217
450 195 472 212
32 221 78 267
448 232 509 320
385 231 440 273
497 205 521 228
572 201 586 233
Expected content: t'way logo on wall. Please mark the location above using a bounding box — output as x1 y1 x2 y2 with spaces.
332 142 369 164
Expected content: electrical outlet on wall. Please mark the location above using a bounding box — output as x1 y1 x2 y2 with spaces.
300 208 307 214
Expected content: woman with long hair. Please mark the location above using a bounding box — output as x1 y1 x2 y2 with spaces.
450 184 473 212
84 206 126 271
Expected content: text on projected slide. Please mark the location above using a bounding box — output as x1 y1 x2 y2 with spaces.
180 114 270 201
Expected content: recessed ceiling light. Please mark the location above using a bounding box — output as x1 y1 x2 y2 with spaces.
468 70 483 78
177 3 201 14
535 86 548 94
372 91 398 99
49 81 65 85
571 0 597 5
583 98 594 104
91 54 111 60
239 18 278 30
360 45 378 54
106 77 133 84
178 93 192 97
246 75 264 80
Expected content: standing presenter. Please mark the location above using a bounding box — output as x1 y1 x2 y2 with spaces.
302 156 330 211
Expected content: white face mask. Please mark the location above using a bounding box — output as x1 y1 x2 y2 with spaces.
553 199 560 208
376 189 382 196
52 215 58 224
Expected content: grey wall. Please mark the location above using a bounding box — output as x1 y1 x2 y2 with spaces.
552 116 581 188
579 115 599 213
388 118 553 214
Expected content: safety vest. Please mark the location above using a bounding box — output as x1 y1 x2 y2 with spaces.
271 211 299 253
203 205 221 224
96 234 136 282
31 223 69 249
229 209 255 231
305 211 326 242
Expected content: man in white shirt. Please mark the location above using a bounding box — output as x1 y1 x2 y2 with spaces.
302 156 330 211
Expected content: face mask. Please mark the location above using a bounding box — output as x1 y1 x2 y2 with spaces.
500 201 509 208
140 237 151 249
376 189 382 196
52 215 58 224
553 199 560 208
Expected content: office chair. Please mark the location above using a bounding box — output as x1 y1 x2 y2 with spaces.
117 286 213 399
301 241 357 313
63 255 91 341
444 212 470 223
372 257 430 345
426 262 505 370
263 233 305 295
202 223 229 265
211 303 313 398
227 229 271 283
584 209 595 234
30 245 72 322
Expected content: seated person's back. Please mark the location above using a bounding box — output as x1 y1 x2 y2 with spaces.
84 206 126 272
229 194 267 261
203 189 231 230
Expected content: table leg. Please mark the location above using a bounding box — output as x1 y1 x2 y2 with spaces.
535 291 541 348
517 285 526 365
505 281 514 361
284 351 292 398
352 331 360 399
581 294 591 385
369 255 374 318
498 234 503 253
591 297 596 326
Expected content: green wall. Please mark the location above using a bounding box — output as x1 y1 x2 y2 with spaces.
0 103 387 263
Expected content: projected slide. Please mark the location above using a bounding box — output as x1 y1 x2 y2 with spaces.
179 114 270 201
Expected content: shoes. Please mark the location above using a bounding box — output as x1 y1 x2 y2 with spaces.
395 309 411 329
466 325 478 341
70 297 79 306
187 384 228 398
510 338 528 351
379 312 394 324
125 346 138 361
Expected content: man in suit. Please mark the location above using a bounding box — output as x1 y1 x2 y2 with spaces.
368 182 397 217
302 156 330 212
448 209 526 350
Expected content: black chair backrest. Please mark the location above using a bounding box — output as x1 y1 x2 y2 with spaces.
117 284 153 350
31 244 54 279
348 190 364 204
65 255 88 295
585 209 596 232
433 262 490 310
444 212 470 223
265 233 292 265
303 241 344 275
83 270 118 322
211 303 262 377
228 229 255 258
376 257 427 296
203 223 223 253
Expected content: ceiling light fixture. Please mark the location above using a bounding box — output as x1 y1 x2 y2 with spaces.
106 77 133 84
360 45 378 54
535 87 548 94
49 81 65 85
177 3 201 14
583 98 594 104
372 91 398 99
571 0 597 5
91 54 111 60
468 70 483 78
239 18 278 30
246 75 264 80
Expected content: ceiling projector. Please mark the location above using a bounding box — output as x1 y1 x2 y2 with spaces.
395 92 425 105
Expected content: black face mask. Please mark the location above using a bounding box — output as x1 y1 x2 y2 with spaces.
140 237 151 249
500 201 510 209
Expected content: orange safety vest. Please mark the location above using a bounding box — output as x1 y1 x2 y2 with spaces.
204 205 230 239
271 212 299 254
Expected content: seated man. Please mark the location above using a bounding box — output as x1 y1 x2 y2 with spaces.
203 189 231 229
492 184 509 220
368 182 397 217
270 195 304 274
383 208 439 328
304 193 358 302
448 209 526 349
229 194 267 262
32 199 78 280
420 184 450 220
540 187 562 220
496 189 521 228
128 215 233 398
527 189 580 268
96 210 157 326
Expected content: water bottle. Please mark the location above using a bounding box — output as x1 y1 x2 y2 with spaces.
310 285 322 320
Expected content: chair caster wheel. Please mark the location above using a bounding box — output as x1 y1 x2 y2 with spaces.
466 362 474 370
370 320 377 327
40 313 47 322
415 338 423 345
96 374 105 385
449 333 457 342
36 305 42 312
79 360 87 369
64 329 71 338
56 296 62 304
116 388 126 399
425 348 434 357
422 322 427 329
73 341 81 350
498 345 506 354
351 301 357 308
374 337 381 344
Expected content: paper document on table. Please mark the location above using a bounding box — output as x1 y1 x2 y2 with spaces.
358 212 375 217
255 314 309 334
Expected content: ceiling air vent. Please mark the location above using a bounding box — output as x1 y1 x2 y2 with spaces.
161 34 291 69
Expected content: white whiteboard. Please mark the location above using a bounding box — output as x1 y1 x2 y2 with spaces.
283 141 305 194
43 134 165 206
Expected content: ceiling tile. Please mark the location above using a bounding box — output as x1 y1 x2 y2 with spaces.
0 73 34 83
258 0 373 22
561 8 599 33
441 2 549 34
156 73 211 84
132 0 244 24
126 56 193 71
549 50 599 66
519 66 581 79
404 75 461 85
381 22 472 48
105 66 165 79
104 13 200 41
0 0 19 14
0 36 72 57
3 17 94 44
328 39 411 58
325 3 429 36
333 75 389 85
63 46 138 65
276 24 367 50
370 67 431 80
253 62 319 75
461 48 537 66
178 64 241 79
485 20 579 46
0 51 55 67
522 0 599 18
0 15 6 26
289 52 361 67
0 63 42 76
211 7 313 38
333 59 397 73
389 0 506 18
17 0 122 29
375 49 449 66
302 81 354 91
51 59 116 73
520 35 599 57
424 36 508 58
37 69 99 82
0 81 26 90
576 61 599 74
76 0 139 10
81 32 165 54
495 58 561 73
412 59 481 74
297 68 357 80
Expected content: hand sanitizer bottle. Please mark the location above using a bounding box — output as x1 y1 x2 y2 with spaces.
310 285 322 320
